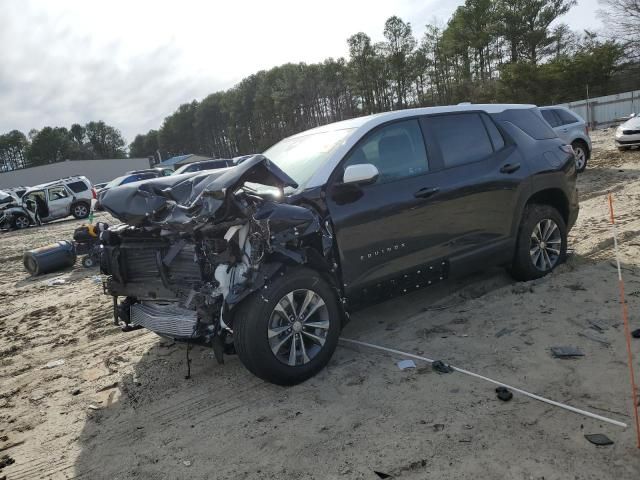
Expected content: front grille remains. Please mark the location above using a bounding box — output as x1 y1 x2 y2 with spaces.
130 302 198 338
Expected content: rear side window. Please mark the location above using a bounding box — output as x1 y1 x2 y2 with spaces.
67 180 89 193
343 119 428 184
427 113 493 168
541 109 561 128
555 109 579 125
498 109 557 140
48 186 69 201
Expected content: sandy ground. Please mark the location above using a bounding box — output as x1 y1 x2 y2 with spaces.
1 131 640 479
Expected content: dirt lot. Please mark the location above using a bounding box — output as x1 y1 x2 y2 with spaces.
2 131 640 479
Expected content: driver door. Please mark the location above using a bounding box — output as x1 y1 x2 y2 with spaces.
326 118 445 304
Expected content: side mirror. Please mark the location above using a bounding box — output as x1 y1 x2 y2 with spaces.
343 164 379 186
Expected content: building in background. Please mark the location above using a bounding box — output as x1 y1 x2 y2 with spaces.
0 157 152 189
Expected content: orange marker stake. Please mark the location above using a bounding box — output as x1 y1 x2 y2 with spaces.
608 192 640 448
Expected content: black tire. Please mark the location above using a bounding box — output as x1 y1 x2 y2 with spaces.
510 204 567 281
12 213 30 229
71 202 90 219
233 267 341 385
82 256 95 268
571 140 589 173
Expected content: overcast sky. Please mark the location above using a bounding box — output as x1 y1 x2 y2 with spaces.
0 0 604 143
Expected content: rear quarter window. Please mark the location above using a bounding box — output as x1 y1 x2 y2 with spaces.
67 180 89 193
555 109 579 125
496 109 557 140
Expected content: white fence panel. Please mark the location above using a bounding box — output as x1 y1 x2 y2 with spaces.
557 90 640 128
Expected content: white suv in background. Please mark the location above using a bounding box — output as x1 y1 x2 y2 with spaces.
2 176 94 229
540 106 592 173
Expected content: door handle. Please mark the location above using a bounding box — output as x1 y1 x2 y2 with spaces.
500 163 521 174
414 187 439 199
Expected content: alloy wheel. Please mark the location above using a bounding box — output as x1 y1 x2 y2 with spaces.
74 204 88 217
529 218 562 271
268 289 330 366
15 216 29 229
574 147 586 170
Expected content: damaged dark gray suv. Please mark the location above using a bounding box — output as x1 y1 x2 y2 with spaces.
100 104 579 385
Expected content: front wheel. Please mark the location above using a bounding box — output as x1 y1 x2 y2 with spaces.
12 213 30 229
233 267 341 385
510 204 567 281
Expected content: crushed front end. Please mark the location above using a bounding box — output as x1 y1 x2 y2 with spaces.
100 155 337 361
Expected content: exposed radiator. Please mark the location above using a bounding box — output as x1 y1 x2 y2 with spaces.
130 302 198 338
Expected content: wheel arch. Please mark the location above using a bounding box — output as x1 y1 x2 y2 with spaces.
525 188 570 225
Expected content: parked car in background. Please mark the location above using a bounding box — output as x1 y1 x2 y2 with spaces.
615 114 640 151
172 159 233 175
127 167 174 177
539 106 591 173
95 170 168 210
93 182 108 190
1 176 93 229
5 186 28 199
100 104 579 385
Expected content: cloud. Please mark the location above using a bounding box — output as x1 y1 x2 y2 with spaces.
0 0 603 144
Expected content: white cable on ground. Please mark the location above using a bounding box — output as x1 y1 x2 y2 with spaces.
339 337 628 429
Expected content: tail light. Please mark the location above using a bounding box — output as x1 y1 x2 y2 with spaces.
92 188 97 199
560 144 574 155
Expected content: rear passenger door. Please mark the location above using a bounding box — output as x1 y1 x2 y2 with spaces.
419 112 529 273
46 186 72 219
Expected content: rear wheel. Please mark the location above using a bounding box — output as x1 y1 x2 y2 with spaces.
510 204 567 281
233 267 341 385
571 141 588 173
71 202 90 219
12 213 30 229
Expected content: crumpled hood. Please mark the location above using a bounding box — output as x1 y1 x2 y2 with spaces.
100 154 297 230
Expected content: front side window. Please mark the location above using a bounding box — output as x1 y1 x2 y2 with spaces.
428 113 493 168
48 186 69 201
343 119 428 184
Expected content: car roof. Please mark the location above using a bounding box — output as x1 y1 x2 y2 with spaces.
24 176 89 194
286 104 537 140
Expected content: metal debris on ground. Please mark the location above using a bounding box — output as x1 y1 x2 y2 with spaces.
550 346 584 358
46 278 67 286
432 360 454 374
584 433 614 446
495 328 514 338
496 386 513 402
397 359 416 371
42 359 65 369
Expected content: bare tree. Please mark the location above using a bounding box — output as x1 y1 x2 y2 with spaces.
600 0 640 56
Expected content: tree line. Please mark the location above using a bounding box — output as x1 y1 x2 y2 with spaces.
130 0 638 161
0 121 126 172
2 0 639 171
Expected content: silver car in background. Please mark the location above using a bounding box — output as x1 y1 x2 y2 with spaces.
615 114 640 151
540 106 592 173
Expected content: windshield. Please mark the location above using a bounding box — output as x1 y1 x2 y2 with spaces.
263 128 354 187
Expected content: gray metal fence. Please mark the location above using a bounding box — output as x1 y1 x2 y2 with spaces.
557 90 640 129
